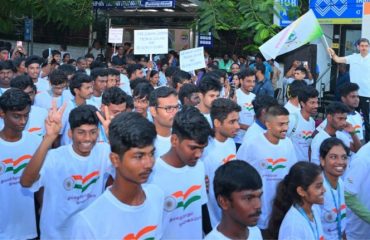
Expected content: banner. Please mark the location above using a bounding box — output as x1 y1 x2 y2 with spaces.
134 29 168 55
259 9 323 60
180 47 206 72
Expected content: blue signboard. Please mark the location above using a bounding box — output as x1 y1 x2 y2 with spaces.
93 0 175 9
198 32 213 48
309 0 364 24
279 0 299 27
24 18 33 42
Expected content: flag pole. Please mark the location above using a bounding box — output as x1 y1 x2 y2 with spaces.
322 34 331 58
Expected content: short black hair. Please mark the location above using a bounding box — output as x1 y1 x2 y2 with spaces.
49 69 68 86
198 75 222 94
69 104 99 130
149 86 177 107
298 86 318 104
164 66 179 78
13 57 26 68
125 95 134 109
326 102 350 115
295 66 308 76
179 83 199 105
90 67 108 81
58 64 76 76
52 50 61 56
339 82 359 98
287 80 307 99
0 60 15 72
84 53 94 59
127 64 143 79
0 88 31 112
214 160 262 199
133 82 154 99
90 61 107 70
25 55 42 68
69 73 92 96
109 112 156 157
107 68 120 76
265 105 289 120
255 62 266 74
102 87 127 106
76 57 86 64
172 70 191 89
10 75 36 92
172 105 212 144
129 78 148 91
252 94 279 118
211 98 241 124
239 69 255 80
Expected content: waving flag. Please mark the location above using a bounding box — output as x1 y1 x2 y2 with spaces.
259 9 323 60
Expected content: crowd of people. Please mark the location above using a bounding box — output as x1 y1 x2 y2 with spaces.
1 37 370 240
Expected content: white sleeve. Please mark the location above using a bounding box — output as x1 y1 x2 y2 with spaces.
236 142 249 162
28 152 53 192
70 214 95 240
310 136 321 165
199 162 208 205
344 54 353 64
345 156 367 195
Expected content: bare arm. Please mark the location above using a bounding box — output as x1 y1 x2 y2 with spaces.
20 102 66 187
327 48 347 64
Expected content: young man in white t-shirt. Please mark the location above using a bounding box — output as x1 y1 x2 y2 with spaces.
205 160 263 240
149 87 180 159
0 60 14 96
345 141 370 239
0 89 42 239
35 69 68 110
240 94 279 146
202 98 241 227
148 106 213 239
284 80 306 114
60 73 94 145
310 102 362 165
237 105 297 231
234 69 256 149
25 55 50 94
288 86 318 162
9 75 48 137
89 68 108 109
71 112 165 239
21 104 113 239
197 75 222 127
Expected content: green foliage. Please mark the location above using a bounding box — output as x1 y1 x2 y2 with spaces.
0 0 93 33
197 0 304 52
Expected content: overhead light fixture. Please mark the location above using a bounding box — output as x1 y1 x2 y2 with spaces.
181 3 198 7
163 8 175 12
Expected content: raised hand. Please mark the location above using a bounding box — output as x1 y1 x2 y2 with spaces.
45 100 66 138
96 105 111 137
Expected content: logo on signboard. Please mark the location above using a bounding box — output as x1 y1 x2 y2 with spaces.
315 0 347 17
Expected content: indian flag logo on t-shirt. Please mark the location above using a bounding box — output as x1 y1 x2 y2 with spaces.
333 204 346 221
123 225 157 240
63 170 100 192
353 125 361 134
164 185 201 212
243 103 254 111
222 154 236 164
0 154 32 175
263 158 287 172
301 130 313 140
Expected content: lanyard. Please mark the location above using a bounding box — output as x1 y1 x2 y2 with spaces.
295 205 320 240
324 174 342 240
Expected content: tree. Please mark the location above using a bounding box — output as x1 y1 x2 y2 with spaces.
0 0 93 33
197 0 304 53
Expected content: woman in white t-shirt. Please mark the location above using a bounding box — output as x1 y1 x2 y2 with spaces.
319 137 349 240
267 162 325 240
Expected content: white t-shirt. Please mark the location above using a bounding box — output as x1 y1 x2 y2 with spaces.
241 121 266 144
310 130 351 165
345 53 370 97
288 111 315 161
89 95 102 109
344 142 370 239
147 157 208 239
236 133 297 229
284 101 300 114
29 143 112 239
205 225 262 240
317 112 364 141
201 137 237 227
154 134 171 159
62 89 74 103
279 205 324 240
25 105 48 137
34 91 66 110
70 184 165 240
35 77 50 94
0 132 42 240
119 74 132 96
320 178 347 240
203 112 213 128
234 89 256 144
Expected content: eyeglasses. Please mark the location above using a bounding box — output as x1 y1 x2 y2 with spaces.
156 104 182 113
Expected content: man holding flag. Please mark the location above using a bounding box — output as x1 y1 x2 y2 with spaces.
327 38 370 142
